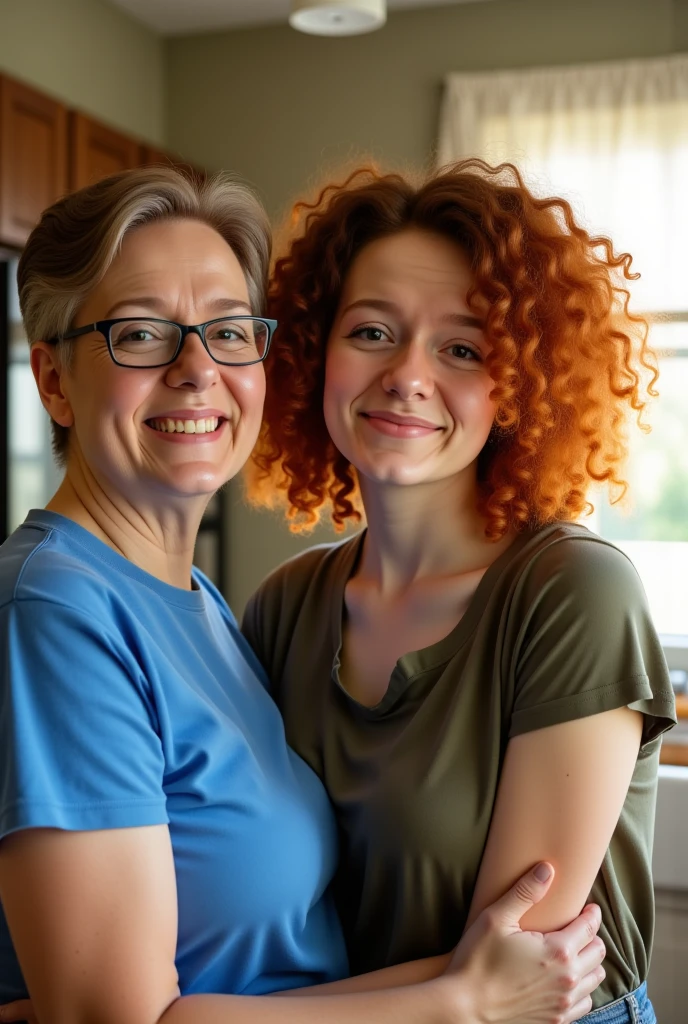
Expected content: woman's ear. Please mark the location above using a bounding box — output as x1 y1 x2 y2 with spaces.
29 342 75 429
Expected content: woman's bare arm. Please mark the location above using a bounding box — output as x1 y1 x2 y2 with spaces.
277 955 451 995
465 707 643 933
0 824 470 1024
0 824 604 1024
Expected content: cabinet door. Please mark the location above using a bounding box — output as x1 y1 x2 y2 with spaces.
69 112 142 191
0 76 68 247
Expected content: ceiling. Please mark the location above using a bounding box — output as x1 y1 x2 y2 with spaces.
108 0 495 37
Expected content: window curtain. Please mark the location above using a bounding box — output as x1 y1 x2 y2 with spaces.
437 55 688 313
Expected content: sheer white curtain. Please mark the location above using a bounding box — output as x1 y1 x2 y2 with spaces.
438 56 688 638
438 55 688 313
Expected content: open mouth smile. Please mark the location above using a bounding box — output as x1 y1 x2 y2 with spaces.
147 416 223 435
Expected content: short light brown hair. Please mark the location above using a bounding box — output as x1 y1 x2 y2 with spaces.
18 166 271 463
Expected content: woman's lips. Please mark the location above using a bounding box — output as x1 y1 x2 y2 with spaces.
360 412 441 439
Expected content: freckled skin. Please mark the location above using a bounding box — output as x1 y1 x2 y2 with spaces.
324 229 496 491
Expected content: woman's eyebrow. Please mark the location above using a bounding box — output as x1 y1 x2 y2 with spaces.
341 298 483 329
441 312 484 329
340 298 401 317
105 297 252 318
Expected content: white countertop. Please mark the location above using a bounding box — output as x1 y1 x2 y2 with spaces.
654 765 688 890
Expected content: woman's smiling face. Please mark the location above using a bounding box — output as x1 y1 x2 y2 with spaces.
48 217 266 504
323 229 497 490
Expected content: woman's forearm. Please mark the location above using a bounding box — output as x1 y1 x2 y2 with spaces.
161 977 468 1024
278 953 451 996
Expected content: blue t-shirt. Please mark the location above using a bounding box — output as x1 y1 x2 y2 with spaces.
0 510 347 1001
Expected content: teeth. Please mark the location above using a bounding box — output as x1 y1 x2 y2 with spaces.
150 417 220 434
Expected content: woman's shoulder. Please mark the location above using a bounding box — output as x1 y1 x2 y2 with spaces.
0 519 110 612
0 519 151 639
512 523 646 608
249 531 363 615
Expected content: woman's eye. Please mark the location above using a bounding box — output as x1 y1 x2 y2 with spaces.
118 329 159 344
350 326 389 343
207 324 251 346
111 321 168 346
447 343 480 361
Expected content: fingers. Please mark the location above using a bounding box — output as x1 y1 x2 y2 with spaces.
561 994 594 1024
0 1000 34 1023
550 964 605 1024
565 961 606 1022
550 902 602 955
576 936 607 977
486 862 556 928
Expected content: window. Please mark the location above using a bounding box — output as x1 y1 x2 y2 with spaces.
439 56 688 644
5 260 61 532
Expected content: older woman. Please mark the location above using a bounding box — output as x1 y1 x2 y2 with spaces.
245 161 676 1024
0 167 605 1024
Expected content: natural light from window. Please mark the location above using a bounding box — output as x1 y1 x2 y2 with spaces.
477 101 688 640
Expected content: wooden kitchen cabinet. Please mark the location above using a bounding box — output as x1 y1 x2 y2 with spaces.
69 111 142 191
0 72 201 246
0 75 68 246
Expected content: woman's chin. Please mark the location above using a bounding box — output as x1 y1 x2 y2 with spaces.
153 463 230 499
357 459 438 489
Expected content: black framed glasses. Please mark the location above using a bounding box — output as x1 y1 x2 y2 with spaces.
47 316 277 368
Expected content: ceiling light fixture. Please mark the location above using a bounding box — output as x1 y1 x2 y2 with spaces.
289 0 387 36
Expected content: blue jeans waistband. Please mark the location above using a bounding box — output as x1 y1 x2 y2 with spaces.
575 982 655 1024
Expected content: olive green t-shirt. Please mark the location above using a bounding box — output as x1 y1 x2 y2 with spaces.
242 523 676 1007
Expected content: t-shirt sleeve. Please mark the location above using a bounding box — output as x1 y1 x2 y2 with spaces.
0 597 168 840
509 536 676 746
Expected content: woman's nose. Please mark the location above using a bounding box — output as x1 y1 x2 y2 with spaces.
164 330 220 391
381 342 435 402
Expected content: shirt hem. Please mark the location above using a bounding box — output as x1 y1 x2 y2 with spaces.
509 673 676 742
0 799 169 840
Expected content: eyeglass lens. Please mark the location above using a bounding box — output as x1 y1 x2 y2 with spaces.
108 319 269 366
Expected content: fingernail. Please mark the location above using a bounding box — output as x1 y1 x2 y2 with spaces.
535 862 552 882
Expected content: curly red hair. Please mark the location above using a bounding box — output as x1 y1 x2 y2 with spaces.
247 159 657 540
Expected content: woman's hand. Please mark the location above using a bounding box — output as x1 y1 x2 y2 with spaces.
0 863 604 1024
443 861 605 1024
0 859 603 1024
0 1000 36 1023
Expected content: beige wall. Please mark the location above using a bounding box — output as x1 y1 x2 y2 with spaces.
0 0 165 142
166 0 688 614
168 0 688 217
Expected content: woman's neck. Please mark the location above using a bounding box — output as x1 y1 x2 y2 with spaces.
46 456 206 590
357 472 512 595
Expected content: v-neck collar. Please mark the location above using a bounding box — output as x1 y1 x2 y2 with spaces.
327 526 539 718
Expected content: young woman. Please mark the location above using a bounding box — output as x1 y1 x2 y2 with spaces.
0 167 606 1024
243 160 676 1024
